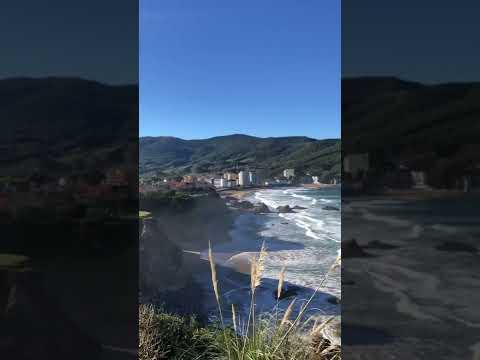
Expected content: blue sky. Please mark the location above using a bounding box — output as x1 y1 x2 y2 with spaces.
140 0 340 139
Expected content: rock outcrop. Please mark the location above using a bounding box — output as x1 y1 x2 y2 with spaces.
326 295 341 305
292 205 308 210
274 284 300 300
238 201 254 209
276 205 294 213
323 206 340 211
342 238 369 258
253 203 270 213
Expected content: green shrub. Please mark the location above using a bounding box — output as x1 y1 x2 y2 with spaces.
140 191 195 212
139 304 219 360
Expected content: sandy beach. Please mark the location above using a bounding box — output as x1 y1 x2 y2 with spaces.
219 188 261 200
223 251 257 274
302 183 337 189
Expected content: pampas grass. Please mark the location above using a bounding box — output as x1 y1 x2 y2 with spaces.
208 240 221 306
250 241 267 292
280 298 296 327
208 241 231 359
277 266 286 300
231 304 238 333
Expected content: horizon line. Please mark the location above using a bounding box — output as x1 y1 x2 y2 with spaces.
139 133 341 141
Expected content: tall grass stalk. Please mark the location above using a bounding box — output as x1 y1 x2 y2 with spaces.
277 266 286 300
242 241 267 358
208 241 231 359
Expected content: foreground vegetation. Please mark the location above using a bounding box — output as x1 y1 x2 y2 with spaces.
140 243 341 360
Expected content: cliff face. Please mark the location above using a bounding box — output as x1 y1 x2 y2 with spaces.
140 217 182 294
139 194 234 318
154 195 234 251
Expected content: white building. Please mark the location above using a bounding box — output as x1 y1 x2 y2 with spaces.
238 171 249 186
214 178 237 188
283 168 295 179
248 171 257 185
213 178 224 188
224 172 238 181
226 179 237 188
312 176 320 184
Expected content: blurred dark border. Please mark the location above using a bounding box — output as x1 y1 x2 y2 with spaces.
342 1 480 359
0 1 139 359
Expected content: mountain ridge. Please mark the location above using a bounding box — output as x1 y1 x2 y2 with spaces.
140 134 340 180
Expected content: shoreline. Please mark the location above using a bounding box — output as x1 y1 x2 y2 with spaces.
219 188 259 200
302 183 338 189
146 185 341 323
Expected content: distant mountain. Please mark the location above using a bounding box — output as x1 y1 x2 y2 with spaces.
140 134 340 180
0 77 138 175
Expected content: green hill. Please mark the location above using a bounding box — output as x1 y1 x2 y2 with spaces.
140 134 340 180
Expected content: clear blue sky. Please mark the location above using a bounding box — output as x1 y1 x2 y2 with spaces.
140 0 340 139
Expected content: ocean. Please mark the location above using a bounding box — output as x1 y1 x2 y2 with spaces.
199 186 341 324
251 186 341 292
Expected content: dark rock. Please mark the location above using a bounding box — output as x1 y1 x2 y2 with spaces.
323 206 340 211
292 205 307 210
436 241 477 253
276 205 294 213
238 201 254 209
275 284 300 300
281 222 289 225
343 279 355 285
365 240 399 250
326 295 341 305
253 203 270 213
342 238 370 258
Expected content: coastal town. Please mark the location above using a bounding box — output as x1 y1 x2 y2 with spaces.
139 168 339 195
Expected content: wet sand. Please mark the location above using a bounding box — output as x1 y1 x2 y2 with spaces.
220 188 259 200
